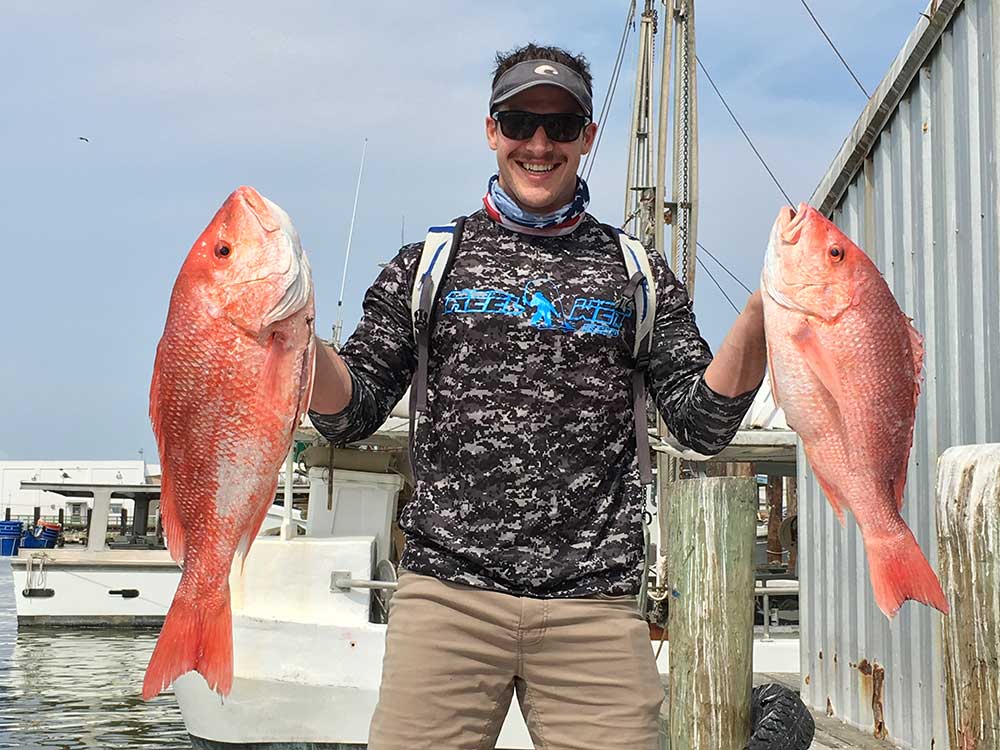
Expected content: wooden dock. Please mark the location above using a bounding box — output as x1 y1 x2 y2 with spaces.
658 672 899 750
753 674 899 750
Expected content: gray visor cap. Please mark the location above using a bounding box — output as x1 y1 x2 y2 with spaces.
489 60 593 117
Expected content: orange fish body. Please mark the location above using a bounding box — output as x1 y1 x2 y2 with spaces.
761 204 947 619
143 186 315 699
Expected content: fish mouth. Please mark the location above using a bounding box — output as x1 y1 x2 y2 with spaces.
234 186 282 234
779 202 811 243
761 202 813 315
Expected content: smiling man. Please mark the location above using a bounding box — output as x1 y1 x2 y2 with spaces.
308 43 767 750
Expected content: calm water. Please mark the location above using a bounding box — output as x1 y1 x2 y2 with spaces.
0 559 190 749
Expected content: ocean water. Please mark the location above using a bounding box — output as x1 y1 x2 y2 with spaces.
0 559 190 749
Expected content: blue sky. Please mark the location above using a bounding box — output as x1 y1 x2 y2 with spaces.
0 1 925 460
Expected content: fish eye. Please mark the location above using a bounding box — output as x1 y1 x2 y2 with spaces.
829 246 844 261
215 244 231 259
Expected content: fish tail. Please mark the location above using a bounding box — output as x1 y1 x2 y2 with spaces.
141 584 233 700
865 531 949 619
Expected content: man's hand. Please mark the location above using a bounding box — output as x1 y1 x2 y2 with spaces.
308 336 354 414
703 290 767 397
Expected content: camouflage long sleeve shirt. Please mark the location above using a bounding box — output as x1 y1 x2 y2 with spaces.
310 210 758 597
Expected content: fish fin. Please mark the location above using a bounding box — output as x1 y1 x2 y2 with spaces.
236 326 316 570
813 471 848 527
891 320 924 512
765 345 782 408
149 346 186 565
790 321 846 409
235 489 279 574
863 529 949 619
158 475 185 565
142 584 234 699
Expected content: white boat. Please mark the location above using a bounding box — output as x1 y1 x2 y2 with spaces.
9 480 304 627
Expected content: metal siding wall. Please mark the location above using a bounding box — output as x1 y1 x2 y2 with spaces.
799 0 1000 746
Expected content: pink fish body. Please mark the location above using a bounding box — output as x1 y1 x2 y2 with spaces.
761 203 948 619
143 186 315 698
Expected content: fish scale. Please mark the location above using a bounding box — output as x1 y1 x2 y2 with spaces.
761 202 947 619
142 186 314 699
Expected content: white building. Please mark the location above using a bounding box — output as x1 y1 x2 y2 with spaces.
0 460 158 521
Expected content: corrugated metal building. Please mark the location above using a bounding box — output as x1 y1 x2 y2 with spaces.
800 0 1000 746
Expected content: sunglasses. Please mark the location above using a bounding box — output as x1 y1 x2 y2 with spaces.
491 111 591 143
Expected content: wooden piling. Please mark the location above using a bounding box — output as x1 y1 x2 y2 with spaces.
937 444 1000 750
766 476 783 564
785 476 798 576
666 477 756 750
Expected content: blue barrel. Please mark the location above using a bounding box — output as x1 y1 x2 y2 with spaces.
0 520 24 556
21 523 60 550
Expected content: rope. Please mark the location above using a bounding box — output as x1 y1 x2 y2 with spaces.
696 241 755 295
696 56 794 206
695 255 741 314
582 0 636 180
797 0 870 98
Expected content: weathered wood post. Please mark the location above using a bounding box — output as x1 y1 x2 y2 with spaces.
937 444 1000 749
785 476 798 576
666 477 756 750
766 476 783 564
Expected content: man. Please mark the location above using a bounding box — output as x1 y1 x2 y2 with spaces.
309 43 766 750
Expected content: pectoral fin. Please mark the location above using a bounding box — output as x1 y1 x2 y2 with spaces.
791 321 845 410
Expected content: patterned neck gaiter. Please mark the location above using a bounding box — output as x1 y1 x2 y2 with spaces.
482 174 590 237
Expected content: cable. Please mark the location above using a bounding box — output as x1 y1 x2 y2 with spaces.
797 0 870 98
696 56 794 206
696 241 754 294
696 255 741 314
582 0 636 180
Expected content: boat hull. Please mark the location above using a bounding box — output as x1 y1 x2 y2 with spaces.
10 549 179 626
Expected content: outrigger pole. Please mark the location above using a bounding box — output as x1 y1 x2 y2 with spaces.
332 137 369 350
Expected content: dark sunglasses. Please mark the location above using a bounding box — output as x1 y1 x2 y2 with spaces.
491 111 591 143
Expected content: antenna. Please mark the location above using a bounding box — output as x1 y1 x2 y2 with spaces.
332 137 369 348
401 214 405 246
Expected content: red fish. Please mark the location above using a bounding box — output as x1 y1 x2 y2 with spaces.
143 186 315 698
761 203 948 619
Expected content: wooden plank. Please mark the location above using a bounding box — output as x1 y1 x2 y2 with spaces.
937 443 1000 749
665 477 756 750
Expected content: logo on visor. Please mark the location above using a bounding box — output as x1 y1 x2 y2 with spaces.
534 64 559 76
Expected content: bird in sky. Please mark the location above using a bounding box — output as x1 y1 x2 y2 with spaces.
78 136 89 142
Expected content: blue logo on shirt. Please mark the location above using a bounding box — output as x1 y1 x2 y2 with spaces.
444 279 631 338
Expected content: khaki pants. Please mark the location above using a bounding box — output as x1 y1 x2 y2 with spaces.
368 571 664 750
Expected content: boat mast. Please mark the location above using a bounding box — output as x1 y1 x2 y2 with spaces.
332 137 368 349
623 1 699 582
623 1 658 247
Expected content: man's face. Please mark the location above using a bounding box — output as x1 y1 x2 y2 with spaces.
486 85 597 215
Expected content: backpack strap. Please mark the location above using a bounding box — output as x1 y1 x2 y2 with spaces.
411 218 467 413
607 227 658 485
